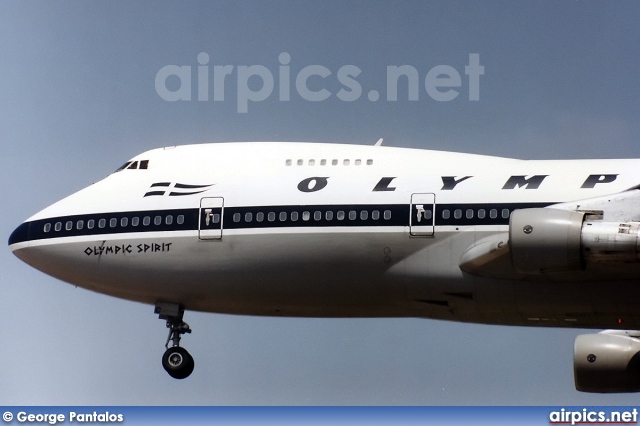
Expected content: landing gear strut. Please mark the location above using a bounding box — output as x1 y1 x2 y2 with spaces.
155 302 194 379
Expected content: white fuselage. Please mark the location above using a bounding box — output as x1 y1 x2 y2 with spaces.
9 142 640 328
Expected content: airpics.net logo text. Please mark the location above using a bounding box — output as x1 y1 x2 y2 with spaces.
155 53 484 113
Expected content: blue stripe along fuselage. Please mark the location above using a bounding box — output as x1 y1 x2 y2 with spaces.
8 202 550 245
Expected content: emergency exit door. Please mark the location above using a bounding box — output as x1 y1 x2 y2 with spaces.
199 197 224 240
409 193 435 236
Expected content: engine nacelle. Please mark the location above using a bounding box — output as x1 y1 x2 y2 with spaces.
509 208 585 273
509 208 640 273
574 331 640 393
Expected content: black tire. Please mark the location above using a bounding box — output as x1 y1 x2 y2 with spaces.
162 346 194 379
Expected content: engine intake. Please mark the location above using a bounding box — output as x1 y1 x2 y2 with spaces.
574 331 640 393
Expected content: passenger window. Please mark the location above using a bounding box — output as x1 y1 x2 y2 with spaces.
143 216 151 226
285 159 292 166
121 217 128 227
132 217 139 226
109 218 117 228
383 210 391 220
360 210 368 220
233 213 240 222
66 221 73 231
55 222 62 231
302 211 310 221
337 211 345 220
268 212 276 222
256 212 264 222
245 212 253 222
424 210 432 220
442 210 450 220
177 215 184 225
98 219 106 229
320 159 327 166
502 209 510 219
372 210 380 220
478 209 486 219
314 211 321 221
332 159 338 165
297 159 303 166
489 209 497 219
280 212 287 222
165 216 173 225
349 211 356 220
325 211 333 221
44 223 51 233
76 220 84 230
367 159 373 165
291 211 298 221
154 216 162 226
87 219 95 229
454 209 462 219
309 159 315 166
355 159 362 165
212 214 220 224
344 159 350 166
466 209 473 219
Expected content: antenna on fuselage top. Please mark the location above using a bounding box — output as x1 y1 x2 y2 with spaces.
374 138 383 146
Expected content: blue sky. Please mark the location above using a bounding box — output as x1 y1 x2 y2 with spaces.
2 1 640 405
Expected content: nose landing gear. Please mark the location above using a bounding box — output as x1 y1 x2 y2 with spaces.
155 302 194 379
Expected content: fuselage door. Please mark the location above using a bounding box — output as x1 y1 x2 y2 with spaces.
199 197 224 240
410 193 435 237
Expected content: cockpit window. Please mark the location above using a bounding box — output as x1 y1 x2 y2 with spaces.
114 160 150 173
116 161 132 172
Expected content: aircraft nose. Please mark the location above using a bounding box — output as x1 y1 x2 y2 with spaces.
8 221 30 249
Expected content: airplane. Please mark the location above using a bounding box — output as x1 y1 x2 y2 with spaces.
8 141 640 391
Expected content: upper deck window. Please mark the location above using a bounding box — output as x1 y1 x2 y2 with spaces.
285 158 374 167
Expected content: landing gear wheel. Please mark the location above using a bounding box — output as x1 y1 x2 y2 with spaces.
155 303 195 379
162 346 195 379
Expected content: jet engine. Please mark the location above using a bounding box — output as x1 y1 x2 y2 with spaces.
509 208 640 273
574 330 640 393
